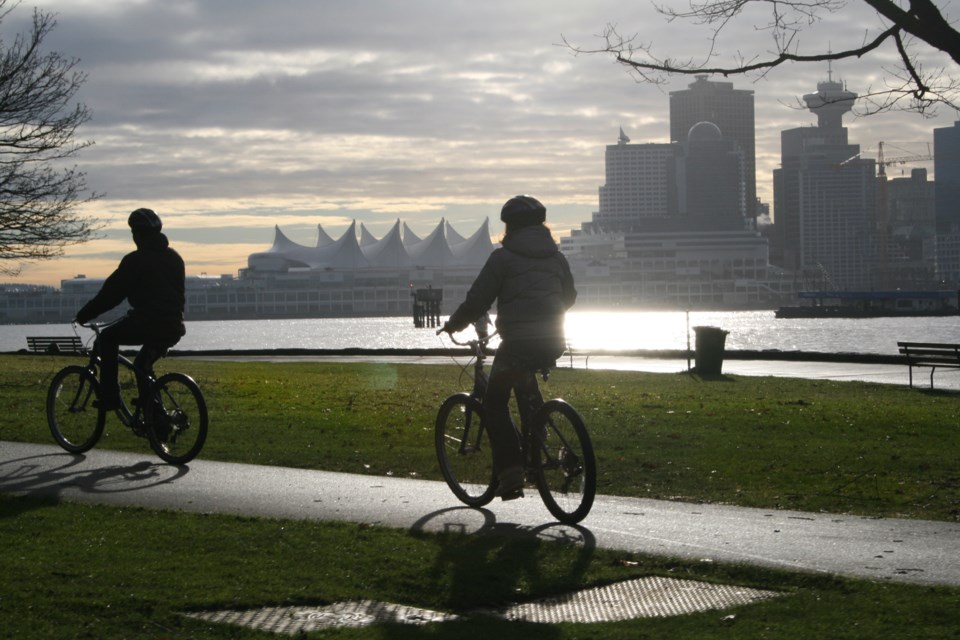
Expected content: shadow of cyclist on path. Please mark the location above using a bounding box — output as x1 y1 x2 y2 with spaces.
0 451 189 518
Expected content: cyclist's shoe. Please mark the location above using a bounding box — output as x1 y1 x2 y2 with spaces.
496 466 525 501
138 399 172 442
153 419 172 444
149 408 173 443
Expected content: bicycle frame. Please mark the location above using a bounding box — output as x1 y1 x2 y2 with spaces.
445 321 549 462
73 321 157 428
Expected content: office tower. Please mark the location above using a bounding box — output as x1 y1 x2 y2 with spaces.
934 121 960 234
773 76 876 290
670 76 756 219
673 121 747 230
593 127 675 231
888 168 935 229
885 169 937 286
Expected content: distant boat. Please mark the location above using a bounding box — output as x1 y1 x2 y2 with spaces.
775 290 960 319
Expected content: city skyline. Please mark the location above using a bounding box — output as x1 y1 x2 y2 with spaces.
5 1 956 286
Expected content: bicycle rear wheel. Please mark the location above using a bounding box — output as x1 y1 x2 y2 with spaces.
47 365 105 453
435 393 496 507
146 372 208 464
532 399 596 524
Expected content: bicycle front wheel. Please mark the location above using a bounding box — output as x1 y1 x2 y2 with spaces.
47 365 105 453
146 372 208 464
435 393 496 507
532 399 596 524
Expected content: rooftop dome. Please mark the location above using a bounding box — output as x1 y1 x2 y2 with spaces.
687 121 722 142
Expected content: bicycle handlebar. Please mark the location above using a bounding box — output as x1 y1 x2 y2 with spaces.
74 320 104 334
438 318 498 347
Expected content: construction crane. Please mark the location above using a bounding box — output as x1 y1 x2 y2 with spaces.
875 141 933 288
877 140 933 178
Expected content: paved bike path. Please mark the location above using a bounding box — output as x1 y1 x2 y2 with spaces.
2 440 958 587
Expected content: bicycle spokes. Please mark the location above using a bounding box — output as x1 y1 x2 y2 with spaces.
146 372 208 465
435 394 496 507
47 366 106 454
533 400 596 524
456 411 485 455
69 377 95 413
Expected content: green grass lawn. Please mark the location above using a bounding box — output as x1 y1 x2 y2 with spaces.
2 354 959 638
2 493 959 640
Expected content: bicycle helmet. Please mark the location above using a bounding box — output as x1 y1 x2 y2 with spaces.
500 195 546 225
128 208 162 233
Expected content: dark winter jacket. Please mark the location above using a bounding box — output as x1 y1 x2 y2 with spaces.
75 232 186 343
446 224 576 351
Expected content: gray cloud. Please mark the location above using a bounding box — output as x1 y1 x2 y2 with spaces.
9 0 958 283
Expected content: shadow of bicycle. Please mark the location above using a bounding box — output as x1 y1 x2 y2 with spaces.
0 450 189 516
407 506 596 613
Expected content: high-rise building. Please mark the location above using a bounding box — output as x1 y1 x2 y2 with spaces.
885 169 937 287
672 121 747 230
772 76 877 290
593 128 674 231
933 121 960 234
670 76 757 219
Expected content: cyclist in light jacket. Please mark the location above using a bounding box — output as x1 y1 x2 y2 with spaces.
441 195 577 500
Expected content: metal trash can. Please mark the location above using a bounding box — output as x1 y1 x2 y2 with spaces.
693 326 729 375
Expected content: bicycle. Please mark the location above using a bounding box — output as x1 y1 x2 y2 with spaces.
46 322 208 464
434 319 596 524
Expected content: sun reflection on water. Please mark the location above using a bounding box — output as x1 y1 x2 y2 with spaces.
564 310 693 351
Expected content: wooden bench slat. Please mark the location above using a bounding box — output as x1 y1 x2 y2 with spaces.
896 341 960 389
26 336 84 354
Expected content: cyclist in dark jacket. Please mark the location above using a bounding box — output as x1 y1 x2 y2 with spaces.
442 195 577 500
75 208 186 411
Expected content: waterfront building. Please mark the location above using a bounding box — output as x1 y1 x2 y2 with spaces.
670 76 757 220
932 232 960 285
0 219 496 324
772 75 877 290
560 227 787 309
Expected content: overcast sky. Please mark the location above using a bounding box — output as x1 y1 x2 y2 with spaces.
8 0 959 285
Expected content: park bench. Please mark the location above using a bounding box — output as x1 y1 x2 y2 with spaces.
26 335 84 354
897 341 960 389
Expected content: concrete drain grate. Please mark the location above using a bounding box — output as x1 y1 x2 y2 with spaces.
497 576 781 623
186 600 458 633
184 577 783 633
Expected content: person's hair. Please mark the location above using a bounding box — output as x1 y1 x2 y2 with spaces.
502 219 549 244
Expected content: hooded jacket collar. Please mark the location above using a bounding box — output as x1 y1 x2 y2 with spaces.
501 225 557 259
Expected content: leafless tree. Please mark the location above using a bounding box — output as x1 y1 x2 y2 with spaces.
566 0 960 115
0 1 99 276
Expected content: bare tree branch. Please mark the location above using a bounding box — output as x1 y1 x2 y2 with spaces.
563 0 960 115
0 1 101 276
